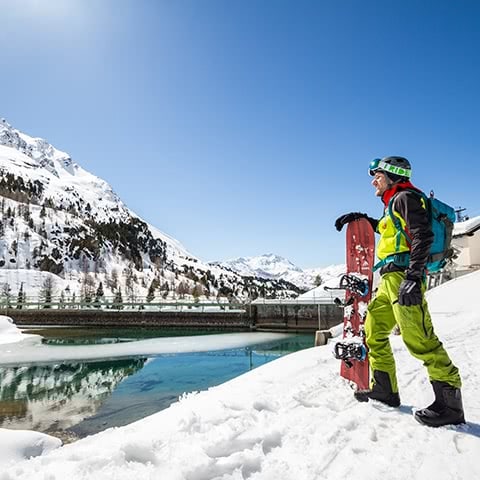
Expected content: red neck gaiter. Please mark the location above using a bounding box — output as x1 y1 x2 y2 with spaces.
381 181 421 206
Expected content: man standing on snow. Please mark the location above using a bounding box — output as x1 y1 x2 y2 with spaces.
334 156 465 427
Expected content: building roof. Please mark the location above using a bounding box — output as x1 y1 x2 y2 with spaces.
453 216 480 238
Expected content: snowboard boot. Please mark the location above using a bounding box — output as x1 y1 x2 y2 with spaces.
414 381 465 427
354 370 401 407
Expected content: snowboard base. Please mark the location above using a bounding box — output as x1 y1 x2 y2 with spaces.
339 218 375 391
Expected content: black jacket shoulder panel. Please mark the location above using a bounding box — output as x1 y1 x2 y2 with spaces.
390 189 434 279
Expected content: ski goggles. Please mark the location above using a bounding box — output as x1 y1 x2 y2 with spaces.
368 158 411 178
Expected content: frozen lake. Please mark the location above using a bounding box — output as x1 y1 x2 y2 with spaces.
0 327 314 439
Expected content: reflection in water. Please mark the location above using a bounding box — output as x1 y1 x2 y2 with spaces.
70 348 262 437
0 333 314 439
0 359 145 433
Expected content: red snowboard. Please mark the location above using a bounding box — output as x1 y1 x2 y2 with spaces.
339 218 375 391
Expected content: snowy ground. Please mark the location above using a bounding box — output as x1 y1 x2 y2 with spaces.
1 270 479 479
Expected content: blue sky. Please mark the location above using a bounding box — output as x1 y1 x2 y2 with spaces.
1 0 479 268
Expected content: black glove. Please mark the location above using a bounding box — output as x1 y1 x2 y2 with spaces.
398 278 422 306
335 212 373 232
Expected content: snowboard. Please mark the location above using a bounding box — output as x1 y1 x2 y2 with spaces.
333 218 375 391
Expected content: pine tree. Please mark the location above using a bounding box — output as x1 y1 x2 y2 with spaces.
39 276 55 308
94 282 104 308
192 283 203 304
81 274 95 304
176 281 189 299
146 280 156 303
113 288 123 310
1 283 12 308
125 264 136 302
23 203 31 222
16 283 25 309
108 269 119 292
59 290 66 309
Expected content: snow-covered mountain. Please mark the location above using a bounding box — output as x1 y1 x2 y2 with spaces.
214 254 345 290
0 118 301 302
213 254 302 282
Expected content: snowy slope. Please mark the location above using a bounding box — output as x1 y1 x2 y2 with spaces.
1 270 479 479
0 119 300 301
0 118 192 251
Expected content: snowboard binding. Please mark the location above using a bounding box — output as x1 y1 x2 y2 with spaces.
324 274 370 297
333 342 367 368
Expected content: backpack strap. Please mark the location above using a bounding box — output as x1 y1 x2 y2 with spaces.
387 188 430 249
387 193 412 250
373 252 410 272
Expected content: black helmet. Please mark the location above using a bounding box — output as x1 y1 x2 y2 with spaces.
369 156 411 182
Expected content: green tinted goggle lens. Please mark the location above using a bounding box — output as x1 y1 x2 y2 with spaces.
369 158 381 175
368 159 411 178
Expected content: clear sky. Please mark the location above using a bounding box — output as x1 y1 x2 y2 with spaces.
1 0 479 269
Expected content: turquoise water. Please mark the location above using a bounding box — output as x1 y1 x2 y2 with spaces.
0 328 313 439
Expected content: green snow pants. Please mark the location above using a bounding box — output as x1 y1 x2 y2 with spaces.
365 271 461 392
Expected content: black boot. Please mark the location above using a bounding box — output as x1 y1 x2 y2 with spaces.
354 370 401 407
415 381 465 427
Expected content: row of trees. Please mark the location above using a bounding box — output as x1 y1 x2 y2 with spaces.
0 274 234 310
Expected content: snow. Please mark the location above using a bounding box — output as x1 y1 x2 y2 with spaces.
0 128 300 302
0 315 38 344
298 264 347 301
0 119 209 287
1 270 480 479
216 256 346 290
453 215 480 236
1 117 327 307
217 254 302 280
0 429 61 467
299 266 382 302
0 269 71 300
0 143 130 224
0 325 292 366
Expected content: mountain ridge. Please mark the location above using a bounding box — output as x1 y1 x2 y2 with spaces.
214 254 345 290
0 118 305 303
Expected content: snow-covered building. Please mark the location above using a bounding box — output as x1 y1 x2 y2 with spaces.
452 216 480 271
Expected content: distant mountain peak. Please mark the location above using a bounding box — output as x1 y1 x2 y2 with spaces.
215 254 344 290
0 118 75 179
